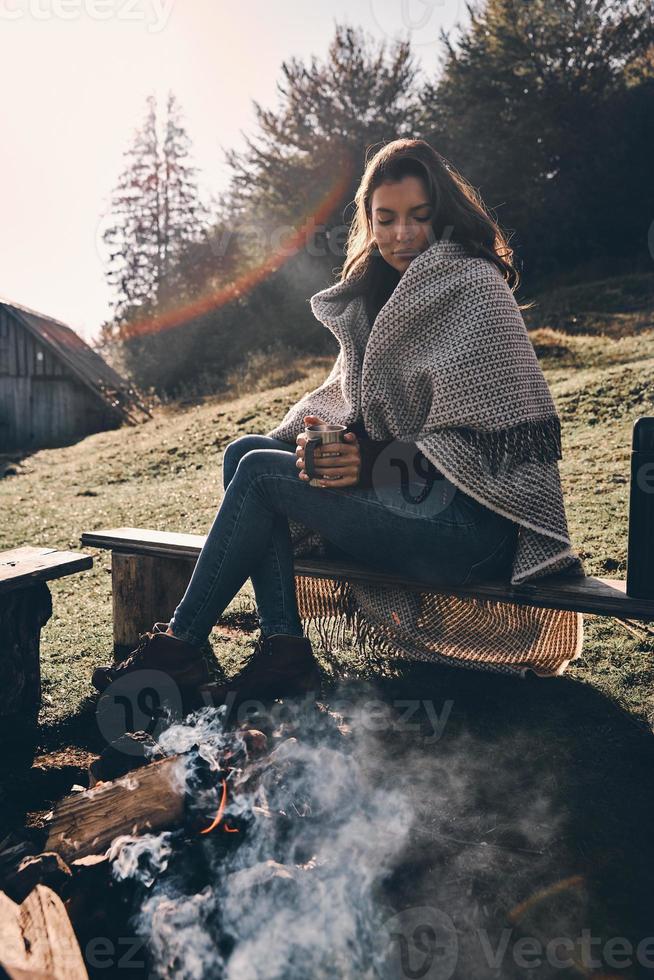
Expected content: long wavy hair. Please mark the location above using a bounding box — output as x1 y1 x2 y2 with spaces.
338 139 531 321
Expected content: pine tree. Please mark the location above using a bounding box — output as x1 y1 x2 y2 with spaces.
101 94 161 336
223 24 423 255
159 91 208 305
100 92 208 339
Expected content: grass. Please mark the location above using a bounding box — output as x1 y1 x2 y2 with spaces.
3 271 654 972
1 275 654 740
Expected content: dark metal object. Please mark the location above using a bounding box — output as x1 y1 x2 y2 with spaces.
626 417 654 599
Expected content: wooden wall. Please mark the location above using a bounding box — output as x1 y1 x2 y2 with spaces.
0 308 119 451
0 307 66 379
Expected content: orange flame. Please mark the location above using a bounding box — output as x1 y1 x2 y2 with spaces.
200 777 228 835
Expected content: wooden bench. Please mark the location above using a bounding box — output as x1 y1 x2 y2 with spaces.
0 546 93 750
80 527 654 657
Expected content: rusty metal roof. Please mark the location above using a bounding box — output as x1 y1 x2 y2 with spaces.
0 296 151 424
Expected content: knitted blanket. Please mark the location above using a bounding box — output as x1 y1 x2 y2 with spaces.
266 239 586 678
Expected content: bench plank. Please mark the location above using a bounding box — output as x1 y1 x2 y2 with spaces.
294 558 654 619
80 527 654 621
81 527 205 561
0 547 93 595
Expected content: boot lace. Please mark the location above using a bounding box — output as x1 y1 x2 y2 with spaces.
112 630 155 676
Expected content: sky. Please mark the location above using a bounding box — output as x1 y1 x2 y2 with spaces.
0 0 469 342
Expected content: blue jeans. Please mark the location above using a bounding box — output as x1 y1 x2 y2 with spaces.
168 434 518 646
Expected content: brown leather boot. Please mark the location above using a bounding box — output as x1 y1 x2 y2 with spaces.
91 622 209 693
199 633 321 709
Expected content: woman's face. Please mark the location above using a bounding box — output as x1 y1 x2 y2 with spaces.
370 175 434 274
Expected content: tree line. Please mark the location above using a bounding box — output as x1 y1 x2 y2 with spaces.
96 0 654 397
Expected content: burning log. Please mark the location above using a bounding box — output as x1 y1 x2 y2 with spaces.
45 757 185 864
0 884 88 978
45 722 277 865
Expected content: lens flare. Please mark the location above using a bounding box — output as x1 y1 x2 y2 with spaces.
120 165 355 341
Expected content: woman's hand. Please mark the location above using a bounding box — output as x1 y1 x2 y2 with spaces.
296 415 362 488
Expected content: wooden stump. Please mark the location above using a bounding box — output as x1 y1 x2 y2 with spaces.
111 551 196 659
0 583 52 769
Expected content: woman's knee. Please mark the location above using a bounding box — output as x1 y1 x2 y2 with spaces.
223 435 275 489
228 445 298 493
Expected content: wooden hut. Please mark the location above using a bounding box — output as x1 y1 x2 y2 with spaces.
0 297 149 452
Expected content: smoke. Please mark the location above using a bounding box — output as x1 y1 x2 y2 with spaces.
109 832 174 889
107 697 416 979
105 682 607 980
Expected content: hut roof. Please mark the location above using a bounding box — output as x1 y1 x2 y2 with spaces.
0 296 150 424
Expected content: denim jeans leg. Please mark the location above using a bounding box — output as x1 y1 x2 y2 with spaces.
222 435 305 637
168 438 518 647
168 437 304 645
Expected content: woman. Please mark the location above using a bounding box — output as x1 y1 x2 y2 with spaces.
91 138 579 698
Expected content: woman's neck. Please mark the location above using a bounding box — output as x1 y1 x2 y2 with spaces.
366 257 402 326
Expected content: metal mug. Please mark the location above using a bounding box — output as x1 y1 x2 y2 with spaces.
303 423 347 485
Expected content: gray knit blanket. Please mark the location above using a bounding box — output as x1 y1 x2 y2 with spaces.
266 240 586 677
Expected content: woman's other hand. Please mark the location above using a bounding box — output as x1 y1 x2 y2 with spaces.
296 414 361 488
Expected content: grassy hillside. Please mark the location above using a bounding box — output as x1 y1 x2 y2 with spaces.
2 273 654 740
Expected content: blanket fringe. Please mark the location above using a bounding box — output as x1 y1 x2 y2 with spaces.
294 572 565 678
296 574 418 672
456 416 562 476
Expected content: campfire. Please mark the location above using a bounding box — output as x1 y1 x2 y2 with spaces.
0 691 422 979
0 676 638 980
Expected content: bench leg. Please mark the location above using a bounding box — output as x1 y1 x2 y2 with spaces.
111 551 197 660
0 582 51 769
